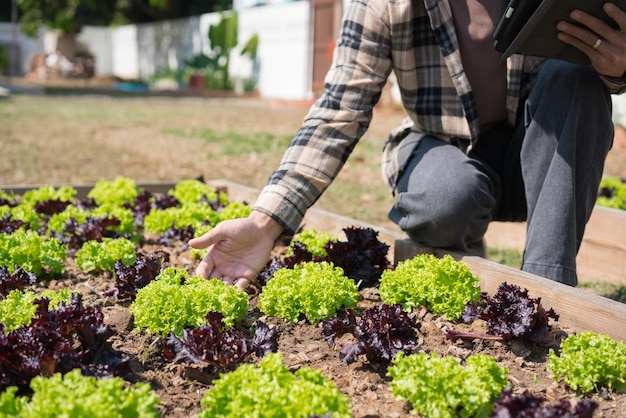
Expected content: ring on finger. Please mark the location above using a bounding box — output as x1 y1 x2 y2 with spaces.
593 37 602 50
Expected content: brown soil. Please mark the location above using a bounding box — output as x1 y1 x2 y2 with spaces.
33 234 625 418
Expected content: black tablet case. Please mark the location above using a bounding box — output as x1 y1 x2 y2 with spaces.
494 0 624 65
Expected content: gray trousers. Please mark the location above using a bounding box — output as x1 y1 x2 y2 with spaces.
389 60 614 286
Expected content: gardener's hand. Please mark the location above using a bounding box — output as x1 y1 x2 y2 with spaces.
189 211 284 291
557 3 626 77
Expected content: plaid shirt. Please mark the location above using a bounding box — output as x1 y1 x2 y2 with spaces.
254 0 621 234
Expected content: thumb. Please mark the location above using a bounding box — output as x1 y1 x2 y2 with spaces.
188 226 224 250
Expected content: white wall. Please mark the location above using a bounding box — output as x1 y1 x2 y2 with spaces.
238 1 312 99
77 26 112 76
71 2 311 99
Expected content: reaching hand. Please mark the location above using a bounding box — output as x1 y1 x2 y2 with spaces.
557 2 626 77
188 211 284 291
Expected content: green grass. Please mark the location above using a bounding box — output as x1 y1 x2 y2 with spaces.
579 281 626 303
163 128 293 157
487 247 523 268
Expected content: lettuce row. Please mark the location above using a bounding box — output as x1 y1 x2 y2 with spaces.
19 185 77 207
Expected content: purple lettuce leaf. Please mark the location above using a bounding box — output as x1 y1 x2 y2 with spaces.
323 227 392 288
322 304 421 364
0 266 38 297
0 214 29 234
106 250 170 299
491 386 597 417
163 311 278 372
450 282 559 342
0 294 127 393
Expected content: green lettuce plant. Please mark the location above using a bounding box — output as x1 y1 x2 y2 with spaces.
289 227 338 257
0 229 66 275
167 179 226 205
0 369 160 417
74 237 136 273
379 254 481 321
257 261 359 324
596 176 626 210
87 176 140 207
199 352 351 418
218 201 252 221
18 185 77 207
0 288 75 332
388 352 509 418
130 267 248 337
547 331 626 393
143 203 219 234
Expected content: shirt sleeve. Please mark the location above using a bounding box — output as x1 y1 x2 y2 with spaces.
253 0 394 234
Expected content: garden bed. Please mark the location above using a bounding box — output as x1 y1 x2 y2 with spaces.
2 179 625 417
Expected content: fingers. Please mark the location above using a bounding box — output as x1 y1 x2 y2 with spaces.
188 229 220 250
195 257 215 279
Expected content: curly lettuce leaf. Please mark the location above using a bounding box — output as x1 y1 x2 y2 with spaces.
75 237 136 273
388 351 509 418
258 261 359 324
548 331 626 393
199 352 351 418
0 288 76 332
379 254 480 321
0 369 160 418
130 267 248 337
87 176 140 207
0 229 66 275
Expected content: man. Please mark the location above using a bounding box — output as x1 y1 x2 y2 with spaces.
190 0 626 289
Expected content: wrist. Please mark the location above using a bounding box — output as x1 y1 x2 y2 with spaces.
249 210 285 242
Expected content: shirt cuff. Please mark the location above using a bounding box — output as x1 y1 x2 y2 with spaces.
253 185 307 236
599 73 626 94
